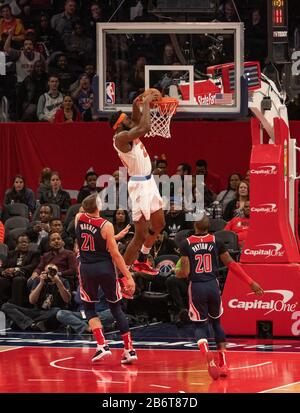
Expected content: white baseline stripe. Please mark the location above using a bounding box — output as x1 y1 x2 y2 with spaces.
259 381 300 393
230 361 272 371
150 385 171 389
0 346 24 353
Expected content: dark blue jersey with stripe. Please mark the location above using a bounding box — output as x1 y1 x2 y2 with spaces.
75 213 111 263
179 234 227 282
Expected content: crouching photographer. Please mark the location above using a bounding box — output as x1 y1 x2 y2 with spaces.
1 264 71 332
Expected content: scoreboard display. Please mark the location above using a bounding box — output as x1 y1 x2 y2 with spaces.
272 0 287 26
268 0 289 63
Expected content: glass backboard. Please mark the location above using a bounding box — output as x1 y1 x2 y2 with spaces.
96 22 247 118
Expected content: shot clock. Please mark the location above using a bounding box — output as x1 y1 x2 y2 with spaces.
268 0 289 63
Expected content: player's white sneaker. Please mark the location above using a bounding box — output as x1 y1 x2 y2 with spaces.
92 345 112 362
121 349 138 365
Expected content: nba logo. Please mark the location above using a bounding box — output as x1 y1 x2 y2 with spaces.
105 82 115 104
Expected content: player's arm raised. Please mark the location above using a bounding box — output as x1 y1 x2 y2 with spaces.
102 222 135 294
219 252 264 295
131 94 144 124
116 94 154 144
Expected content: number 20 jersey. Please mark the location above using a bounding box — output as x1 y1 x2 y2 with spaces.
179 234 227 282
75 213 111 263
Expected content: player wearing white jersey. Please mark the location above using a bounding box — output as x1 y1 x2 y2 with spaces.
109 92 164 275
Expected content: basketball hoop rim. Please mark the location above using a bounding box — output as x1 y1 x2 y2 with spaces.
138 96 179 111
150 97 179 112
138 96 179 138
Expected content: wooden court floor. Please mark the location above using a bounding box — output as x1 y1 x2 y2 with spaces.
0 333 300 394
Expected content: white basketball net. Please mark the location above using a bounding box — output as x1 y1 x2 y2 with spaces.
144 98 179 138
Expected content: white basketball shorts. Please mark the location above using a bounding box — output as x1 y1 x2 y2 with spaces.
128 175 163 222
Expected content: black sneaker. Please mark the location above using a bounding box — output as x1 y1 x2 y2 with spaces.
92 345 112 362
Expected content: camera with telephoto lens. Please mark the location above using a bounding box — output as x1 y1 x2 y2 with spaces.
47 266 58 278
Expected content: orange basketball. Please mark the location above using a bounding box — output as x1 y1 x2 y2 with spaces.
142 88 162 102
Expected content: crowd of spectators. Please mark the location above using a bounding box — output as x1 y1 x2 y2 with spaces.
3 0 296 121
0 158 251 329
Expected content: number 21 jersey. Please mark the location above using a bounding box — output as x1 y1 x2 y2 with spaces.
75 213 111 263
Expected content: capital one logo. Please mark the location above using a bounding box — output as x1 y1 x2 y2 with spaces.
251 203 278 214
250 165 277 175
228 290 298 315
244 243 284 258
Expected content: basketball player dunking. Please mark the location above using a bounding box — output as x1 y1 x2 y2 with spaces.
109 91 165 275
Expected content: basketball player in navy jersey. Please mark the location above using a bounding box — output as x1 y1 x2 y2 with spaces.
75 193 137 363
176 215 264 380
109 90 165 275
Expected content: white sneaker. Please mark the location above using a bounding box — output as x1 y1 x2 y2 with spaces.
92 344 112 362
121 349 138 365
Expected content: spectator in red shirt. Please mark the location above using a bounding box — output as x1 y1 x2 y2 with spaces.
225 200 250 247
54 94 81 123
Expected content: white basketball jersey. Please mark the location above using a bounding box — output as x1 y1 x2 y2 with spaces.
113 137 152 176
16 51 41 82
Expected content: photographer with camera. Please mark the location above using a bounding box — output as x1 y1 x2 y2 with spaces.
0 234 40 307
2 263 71 332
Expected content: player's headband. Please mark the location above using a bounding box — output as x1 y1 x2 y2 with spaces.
113 113 126 130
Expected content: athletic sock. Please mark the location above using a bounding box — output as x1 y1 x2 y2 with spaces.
92 327 106 346
122 331 133 350
218 351 227 367
197 338 209 354
138 245 151 263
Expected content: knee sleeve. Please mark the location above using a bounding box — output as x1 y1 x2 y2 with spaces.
82 301 97 321
210 318 226 344
108 301 129 335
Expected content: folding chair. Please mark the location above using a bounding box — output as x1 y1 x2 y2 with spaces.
4 216 29 233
